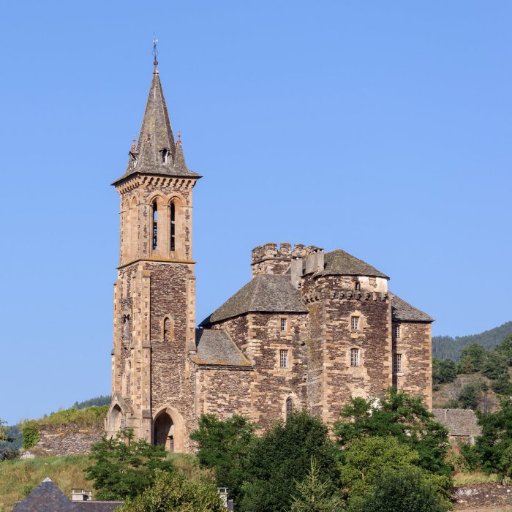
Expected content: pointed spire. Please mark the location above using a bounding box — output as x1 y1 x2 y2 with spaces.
174 130 187 171
114 49 200 184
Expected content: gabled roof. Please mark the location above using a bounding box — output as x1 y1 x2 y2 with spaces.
317 250 389 279
13 478 73 512
201 274 307 326
13 478 122 512
391 294 433 323
191 329 252 367
113 64 200 185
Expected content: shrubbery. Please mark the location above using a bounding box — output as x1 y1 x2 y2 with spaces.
21 421 40 449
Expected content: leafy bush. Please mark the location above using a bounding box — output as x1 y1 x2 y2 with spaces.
21 421 40 449
191 414 257 504
120 469 224 512
457 344 488 374
350 467 450 512
85 430 174 500
334 389 452 477
39 405 108 427
458 382 485 410
240 412 340 512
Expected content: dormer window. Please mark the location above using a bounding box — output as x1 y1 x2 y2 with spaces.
161 149 170 164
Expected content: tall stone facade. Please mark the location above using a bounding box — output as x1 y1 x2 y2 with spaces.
106 62 433 452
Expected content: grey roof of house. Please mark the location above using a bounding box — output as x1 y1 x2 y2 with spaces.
391 294 433 323
317 250 389 279
13 479 122 512
113 66 200 185
201 274 308 325
432 409 482 438
13 479 73 512
191 329 252 367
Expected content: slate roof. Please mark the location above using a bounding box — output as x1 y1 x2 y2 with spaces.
13 479 122 512
13 479 73 512
201 274 308 325
317 250 389 278
113 64 200 185
191 329 252 367
391 294 433 323
432 409 482 438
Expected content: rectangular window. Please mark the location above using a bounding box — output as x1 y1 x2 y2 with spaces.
393 324 400 339
351 316 360 331
350 348 360 367
393 353 403 374
280 318 288 332
279 349 289 369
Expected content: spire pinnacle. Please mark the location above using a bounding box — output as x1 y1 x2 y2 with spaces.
152 37 159 73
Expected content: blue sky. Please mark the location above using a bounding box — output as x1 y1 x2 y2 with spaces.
0 1 511 424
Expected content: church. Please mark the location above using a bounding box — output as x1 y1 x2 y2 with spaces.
106 56 433 453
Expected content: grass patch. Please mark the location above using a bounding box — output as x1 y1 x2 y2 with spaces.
0 455 91 512
36 405 109 428
454 471 500 486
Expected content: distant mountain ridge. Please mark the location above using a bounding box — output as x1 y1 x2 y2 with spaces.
433 321 512 361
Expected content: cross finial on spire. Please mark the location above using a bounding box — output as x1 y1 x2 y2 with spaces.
152 36 159 72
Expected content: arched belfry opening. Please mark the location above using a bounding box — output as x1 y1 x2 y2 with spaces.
154 411 175 452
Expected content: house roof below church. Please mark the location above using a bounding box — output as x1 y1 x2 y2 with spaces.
317 249 389 279
200 274 308 326
192 329 252 367
13 479 122 512
391 294 433 322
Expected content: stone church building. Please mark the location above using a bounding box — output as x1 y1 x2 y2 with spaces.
106 59 433 452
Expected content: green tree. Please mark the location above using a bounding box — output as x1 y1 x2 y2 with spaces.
120 469 224 512
433 358 457 386
495 335 512 365
85 430 174 500
457 382 484 409
190 414 256 503
0 419 6 442
482 351 509 381
457 344 487 374
240 412 340 512
474 399 512 480
334 390 452 476
351 467 450 512
290 458 345 512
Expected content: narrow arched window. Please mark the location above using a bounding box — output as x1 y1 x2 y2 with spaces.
286 397 293 419
170 202 176 252
163 317 173 342
152 201 158 250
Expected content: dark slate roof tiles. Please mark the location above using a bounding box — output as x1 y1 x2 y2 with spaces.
201 274 307 325
13 479 73 512
318 249 389 279
391 294 433 323
192 329 252 367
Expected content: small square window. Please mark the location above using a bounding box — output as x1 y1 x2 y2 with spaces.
393 353 403 374
351 316 360 331
350 348 360 367
280 318 288 332
279 349 289 369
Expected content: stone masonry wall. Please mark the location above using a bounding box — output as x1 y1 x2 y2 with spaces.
394 322 432 408
303 275 392 424
32 424 103 457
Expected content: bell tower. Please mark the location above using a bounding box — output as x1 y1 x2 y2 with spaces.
106 53 201 452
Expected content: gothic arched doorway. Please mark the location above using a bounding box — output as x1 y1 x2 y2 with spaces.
154 412 175 452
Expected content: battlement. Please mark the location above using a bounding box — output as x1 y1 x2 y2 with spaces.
251 243 325 279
